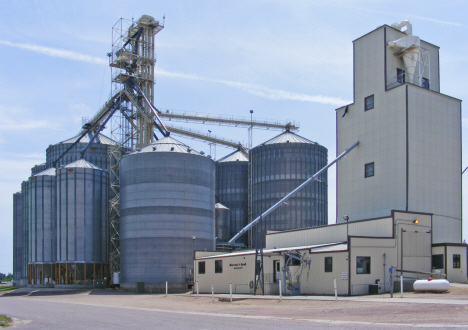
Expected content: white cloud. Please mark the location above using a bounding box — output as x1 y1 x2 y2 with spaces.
0 40 350 106
0 40 107 65
156 69 351 107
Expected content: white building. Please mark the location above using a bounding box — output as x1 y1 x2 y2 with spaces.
194 22 466 296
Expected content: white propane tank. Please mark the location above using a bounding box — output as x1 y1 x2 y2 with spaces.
413 279 450 292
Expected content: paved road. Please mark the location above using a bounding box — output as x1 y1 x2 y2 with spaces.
0 296 420 329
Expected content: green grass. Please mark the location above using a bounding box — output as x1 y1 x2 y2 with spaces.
0 315 12 328
0 285 17 293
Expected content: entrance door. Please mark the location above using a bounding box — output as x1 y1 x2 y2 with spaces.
273 260 281 282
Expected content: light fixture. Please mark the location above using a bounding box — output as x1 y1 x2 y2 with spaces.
413 220 419 224
343 215 349 221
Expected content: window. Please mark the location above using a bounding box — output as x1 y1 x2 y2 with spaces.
198 261 205 274
215 260 223 273
325 257 333 272
356 257 371 274
365 162 374 178
397 68 405 83
286 255 301 266
432 254 444 269
422 78 430 90
453 254 461 269
365 95 374 111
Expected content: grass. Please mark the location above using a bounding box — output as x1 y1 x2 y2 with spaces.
0 315 12 328
0 285 17 293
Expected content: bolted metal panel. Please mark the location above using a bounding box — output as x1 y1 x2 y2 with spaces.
251 134 328 235
215 203 231 243
120 145 215 285
13 192 24 281
45 133 118 171
56 162 109 264
215 155 248 243
31 163 47 176
20 181 30 280
28 171 56 265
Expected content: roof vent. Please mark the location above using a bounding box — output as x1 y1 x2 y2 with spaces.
152 147 156 151
200 151 205 155
286 140 290 143
187 148 191 153
170 147 175 151
207 155 212 159
136 148 141 152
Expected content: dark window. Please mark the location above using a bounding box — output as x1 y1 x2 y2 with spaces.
453 254 461 269
286 255 301 266
215 260 223 273
397 68 405 83
432 254 444 269
365 95 374 111
198 261 205 274
356 257 371 274
365 162 374 178
325 257 333 272
422 78 430 89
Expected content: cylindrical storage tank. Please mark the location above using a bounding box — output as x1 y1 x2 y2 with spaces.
413 279 450 292
251 130 328 236
120 136 215 292
215 203 230 243
31 163 47 176
28 168 56 286
56 159 109 285
216 149 248 244
46 132 117 171
12 191 24 285
20 181 29 286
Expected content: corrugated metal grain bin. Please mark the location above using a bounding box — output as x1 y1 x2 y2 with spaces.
12 191 24 285
120 136 215 292
28 168 56 285
56 159 109 285
215 203 230 243
215 149 248 244
251 130 328 237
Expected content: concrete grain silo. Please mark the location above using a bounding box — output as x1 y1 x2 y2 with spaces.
251 130 328 239
120 136 215 292
215 149 248 244
56 159 109 285
28 168 56 286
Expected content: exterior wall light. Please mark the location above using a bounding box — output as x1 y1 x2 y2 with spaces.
413 220 419 224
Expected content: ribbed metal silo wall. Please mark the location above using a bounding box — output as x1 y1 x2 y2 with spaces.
56 167 109 265
31 163 47 176
251 142 328 233
215 205 230 243
120 152 215 292
28 174 56 285
20 181 29 285
12 192 23 284
215 161 248 242
46 143 110 170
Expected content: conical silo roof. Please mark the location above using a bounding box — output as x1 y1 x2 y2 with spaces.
215 203 229 209
217 149 249 163
58 132 117 145
34 168 56 176
260 131 317 146
62 159 105 171
135 136 202 155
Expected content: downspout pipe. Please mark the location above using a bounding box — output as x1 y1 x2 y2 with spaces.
229 140 360 245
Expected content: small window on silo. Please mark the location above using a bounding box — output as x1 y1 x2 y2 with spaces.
365 163 374 178
364 95 374 111
422 78 430 90
397 68 405 83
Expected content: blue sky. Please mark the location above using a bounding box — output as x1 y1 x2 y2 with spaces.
0 1 467 274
